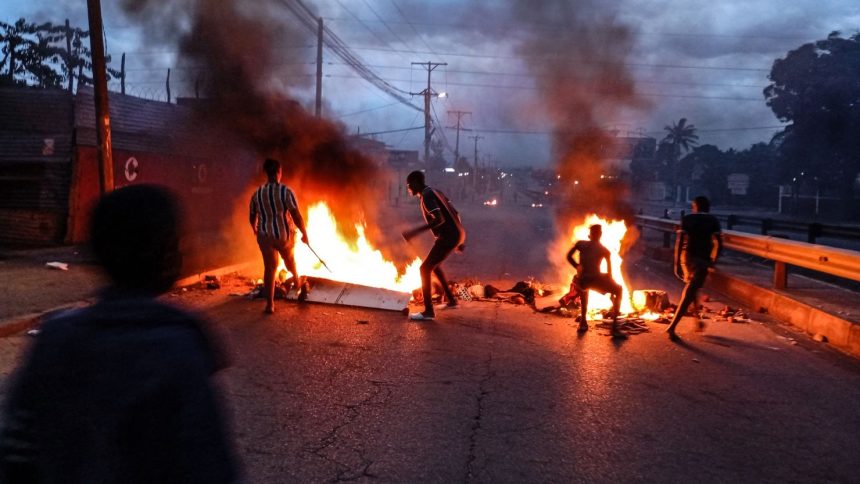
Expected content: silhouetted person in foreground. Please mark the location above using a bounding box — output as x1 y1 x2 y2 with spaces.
567 224 626 339
402 170 466 321
0 184 239 484
250 158 309 314
666 195 722 341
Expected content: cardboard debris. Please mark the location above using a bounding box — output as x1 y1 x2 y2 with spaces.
251 277 410 312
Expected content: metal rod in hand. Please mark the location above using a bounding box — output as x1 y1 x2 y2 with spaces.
306 243 333 273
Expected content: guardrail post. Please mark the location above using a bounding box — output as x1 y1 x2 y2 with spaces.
808 223 822 243
727 214 737 230
773 261 788 289
761 218 772 235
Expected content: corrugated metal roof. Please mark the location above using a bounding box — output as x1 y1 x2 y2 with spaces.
74 86 212 156
0 87 74 134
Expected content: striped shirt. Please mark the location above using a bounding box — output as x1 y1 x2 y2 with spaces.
250 182 298 241
420 186 465 242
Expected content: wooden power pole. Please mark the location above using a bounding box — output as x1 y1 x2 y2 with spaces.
410 61 446 168
447 110 471 167
86 0 114 193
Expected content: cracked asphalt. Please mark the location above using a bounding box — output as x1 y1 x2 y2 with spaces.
1 204 859 483
201 285 860 483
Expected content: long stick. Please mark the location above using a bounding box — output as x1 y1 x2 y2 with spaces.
306 243 333 273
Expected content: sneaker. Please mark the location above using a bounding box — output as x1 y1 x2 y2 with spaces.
408 312 435 321
667 330 681 342
436 303 459 310
577 322 589 333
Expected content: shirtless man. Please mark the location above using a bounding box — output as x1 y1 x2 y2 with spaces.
567 224 626 339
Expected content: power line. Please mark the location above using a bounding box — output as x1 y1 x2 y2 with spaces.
335 0 408 62
321 73 765 102
360 0 416 51
124 60 770 89
388 0 439 55
275 0 421 111
321 15 813 42
324 62 769 89
444 125 787 137
347 45 771 71
394 111 424 147
355 125 424 136
336 101 401 117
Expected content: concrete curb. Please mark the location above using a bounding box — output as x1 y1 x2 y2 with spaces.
0 301 93 338
0 261 256 338
708 269 860 358
174 261 255 289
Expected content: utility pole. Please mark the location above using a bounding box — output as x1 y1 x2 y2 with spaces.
86 0 114 193
446 110 471 168
315 17 323 117
410 61 446 169
468 135 484 190
469 135 484 169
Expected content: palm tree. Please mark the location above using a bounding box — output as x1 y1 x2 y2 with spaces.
662 118 699 203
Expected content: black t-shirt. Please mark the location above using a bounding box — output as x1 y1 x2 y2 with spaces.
420 187 465 242
681 212 721 260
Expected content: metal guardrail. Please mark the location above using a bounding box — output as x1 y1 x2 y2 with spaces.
720 214 860 243
635 215 860 288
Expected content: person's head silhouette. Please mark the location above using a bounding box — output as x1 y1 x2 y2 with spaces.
90 184 183 295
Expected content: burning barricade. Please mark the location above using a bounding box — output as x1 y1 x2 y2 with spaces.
245 201 420 312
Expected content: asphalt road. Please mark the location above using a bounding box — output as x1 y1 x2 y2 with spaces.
1 203 859 483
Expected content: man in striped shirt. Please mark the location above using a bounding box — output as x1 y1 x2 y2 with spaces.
250 158 309 314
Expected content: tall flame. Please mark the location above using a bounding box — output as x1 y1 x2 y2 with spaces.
565 214 635 316
287 202 422 293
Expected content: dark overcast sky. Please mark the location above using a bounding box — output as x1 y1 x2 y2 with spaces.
4 0 860 166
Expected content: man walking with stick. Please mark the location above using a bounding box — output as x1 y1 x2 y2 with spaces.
250 158 309 314
402 170 466 321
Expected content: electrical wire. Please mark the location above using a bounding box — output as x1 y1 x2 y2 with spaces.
276 0 421 111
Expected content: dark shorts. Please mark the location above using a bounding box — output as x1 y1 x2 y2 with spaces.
681 256 710 286
257 233 295 268
576 274 621 295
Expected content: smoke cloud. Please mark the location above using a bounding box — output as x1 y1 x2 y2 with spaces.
512 0 646 221
120 0 384 239
507 0 648 284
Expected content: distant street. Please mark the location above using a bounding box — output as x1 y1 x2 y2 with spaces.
2 204 860 483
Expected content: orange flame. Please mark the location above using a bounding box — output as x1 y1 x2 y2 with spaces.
284 202 422 293
557 214 662 320
564 214 634 315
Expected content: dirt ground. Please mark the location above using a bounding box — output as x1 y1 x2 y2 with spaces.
0 246 106 321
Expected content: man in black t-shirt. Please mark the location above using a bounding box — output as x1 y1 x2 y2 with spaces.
567 224 626 338
402 170 466 321
667 195 722 341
